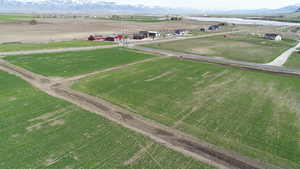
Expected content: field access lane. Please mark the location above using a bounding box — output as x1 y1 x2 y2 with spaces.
264 41 300 66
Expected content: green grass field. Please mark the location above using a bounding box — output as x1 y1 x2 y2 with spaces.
0 70 215 169
109 15 168 22
0 40 113 52
73 58 300 168
143 34 296 63
284 52 300 69
4 48 153 77
0 14 33 21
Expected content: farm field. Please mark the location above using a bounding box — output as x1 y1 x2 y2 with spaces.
143 34 296 63
0 14 33 21
4 48 153 77
0 70 215 169
73 58 300 169
284 52 300 69
0 40 113 52
0 18 214 44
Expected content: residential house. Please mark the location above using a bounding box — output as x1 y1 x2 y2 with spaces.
208 25 219 31
175 29 187 35
264 33 282 41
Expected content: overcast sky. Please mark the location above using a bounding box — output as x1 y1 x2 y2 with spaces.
26 0 300 10
109 0 299 10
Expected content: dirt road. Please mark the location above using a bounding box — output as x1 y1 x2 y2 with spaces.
0 58 284 169
264 41 300 66
132 45 300 77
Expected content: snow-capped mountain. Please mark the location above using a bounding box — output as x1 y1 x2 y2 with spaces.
0 0 300 14
0 0 201 14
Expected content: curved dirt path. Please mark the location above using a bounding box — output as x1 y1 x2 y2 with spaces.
264 41 300 66
0 58 285 169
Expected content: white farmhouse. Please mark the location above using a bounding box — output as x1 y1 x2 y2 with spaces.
264 33 282 41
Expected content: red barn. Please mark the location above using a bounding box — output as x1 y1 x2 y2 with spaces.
105 35 124 42
88 35 105 41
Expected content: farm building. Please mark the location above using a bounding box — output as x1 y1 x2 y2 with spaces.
105 35 124 42
137 31 160 39
170 16 182 21
208 25 220 31
133 34 146 40
88 35 105 41
217 23 226 26
139 31 150 38
200 28 206 32
264 33 282 41
175 29 187 35
148 31 160 38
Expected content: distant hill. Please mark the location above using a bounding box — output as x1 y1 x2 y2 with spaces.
0 0 202 14
0 0 300 15
213 4 300 14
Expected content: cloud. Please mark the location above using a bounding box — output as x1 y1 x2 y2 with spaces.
17 0 300 10
103 0 299 10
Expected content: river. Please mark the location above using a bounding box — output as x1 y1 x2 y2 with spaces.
187 17 300 26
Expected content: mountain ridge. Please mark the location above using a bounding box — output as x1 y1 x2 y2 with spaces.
0 0 299 14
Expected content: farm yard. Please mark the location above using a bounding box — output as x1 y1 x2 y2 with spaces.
4 48 154 77
0 70 215 169
284 52 300 69
72 58 300 169
0 40 113 52
143 34 297 63
0 17 217 44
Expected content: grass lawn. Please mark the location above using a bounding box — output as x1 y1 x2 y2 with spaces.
73 58 300 169
4 48 153 77
143 34 296 63
0 14 33 21
0 40 114 52
284 52 300 69
0 70 215 169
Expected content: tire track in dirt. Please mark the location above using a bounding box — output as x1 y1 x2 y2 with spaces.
0 44 118 56
63 56 166 83
0 58 285 169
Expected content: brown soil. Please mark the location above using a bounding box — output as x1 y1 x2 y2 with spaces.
0 18 215 43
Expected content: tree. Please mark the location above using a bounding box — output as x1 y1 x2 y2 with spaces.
29 19 37 25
